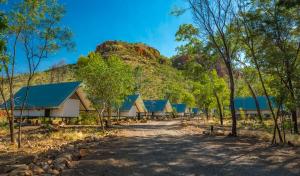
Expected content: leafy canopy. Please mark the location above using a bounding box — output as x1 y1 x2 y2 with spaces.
77 52 134 109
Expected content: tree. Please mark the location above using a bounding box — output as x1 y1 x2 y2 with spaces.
175 24 202 55
77 52 134 129
235 0 300 143
133 66 143 94
175 23 229 125
254 1 300 134
242 67 263 122
191 81 214 119
0 2 10 141
187 0 239 136
0 0 74 147
49 60 67 83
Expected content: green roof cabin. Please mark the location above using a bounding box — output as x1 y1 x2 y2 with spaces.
1 82 92 118
144 99 173 117
234 96 277 117
172 103 189 117
192 108 200 115
119 94 147 117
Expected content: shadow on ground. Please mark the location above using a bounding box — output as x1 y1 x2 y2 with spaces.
62 123 300 176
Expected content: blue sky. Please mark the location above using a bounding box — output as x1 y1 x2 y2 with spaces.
27 0 193 72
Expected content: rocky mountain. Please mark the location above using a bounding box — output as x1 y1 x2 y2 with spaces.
95 41 170 66
12 41 189 100
171 54 228 77
94 41 188 99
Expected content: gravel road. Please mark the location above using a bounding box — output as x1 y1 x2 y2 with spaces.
62 120 300 176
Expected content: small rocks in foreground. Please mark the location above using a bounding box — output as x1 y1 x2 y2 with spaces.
6 139 95 176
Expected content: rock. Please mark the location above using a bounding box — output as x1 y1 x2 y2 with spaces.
47 169 60 175
53 158 67 170
202 131 210 135
47 159 53 165
215 130 225 136
8 169 33 176
42 163 49 171
66 161 76 169
66 144 75 151
54 157 68 164
79 148 89 158
53 163 65 171
32 165 44 175
4 164 29 173
27 163 35 169
58 153 73 161
32 155 38 163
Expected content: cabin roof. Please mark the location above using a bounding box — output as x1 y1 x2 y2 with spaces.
192 108 199 114
234 96 277 111
144 99 169 112
172 103 187 113
120 94 139 111
1 81 83 109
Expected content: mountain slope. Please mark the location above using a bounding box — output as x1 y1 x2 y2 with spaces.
11 41 189 100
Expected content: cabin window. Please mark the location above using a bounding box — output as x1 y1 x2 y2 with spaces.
45 109 50 117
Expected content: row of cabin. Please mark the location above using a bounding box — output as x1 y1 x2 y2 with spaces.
115 96 177 118
0 81 200 119
171 104 199 117
3 81 275 119
118 95 200 118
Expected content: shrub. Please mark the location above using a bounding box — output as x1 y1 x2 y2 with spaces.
80 114 99 125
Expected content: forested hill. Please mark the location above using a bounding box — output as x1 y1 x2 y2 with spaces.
16 41 190 100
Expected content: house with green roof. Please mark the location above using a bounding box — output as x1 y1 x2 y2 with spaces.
234 96 277 117
172 103 189 117
119 94 147 118
1 81 92 118
144 99 173 117
192 108 200 116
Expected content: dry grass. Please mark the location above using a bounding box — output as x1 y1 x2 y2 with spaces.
204 116 300 145
0 126 116 156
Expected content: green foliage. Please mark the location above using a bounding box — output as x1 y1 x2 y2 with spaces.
186 60 230 114
8 0 75 54
79 113 98 125
175 24 203 55
234 0 300 120
77 52 134 110
165 80 195 107
0 2 7 64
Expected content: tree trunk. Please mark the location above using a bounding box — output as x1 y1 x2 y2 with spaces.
214 92 223 126
18 119 22 148
291 110 298 134
9 90 15 144
288 80 298 133
107 105 112 127
9 118 14 143
96 107 105 131
252 56 283 144
227 62 237 136
246 81 263 122
283 51 298 134
205 107 209 120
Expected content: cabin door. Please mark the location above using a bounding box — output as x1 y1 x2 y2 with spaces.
45 109 50 117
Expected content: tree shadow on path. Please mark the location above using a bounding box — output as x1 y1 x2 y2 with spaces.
62 128 300 176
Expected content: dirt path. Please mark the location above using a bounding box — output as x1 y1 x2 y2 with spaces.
62 120 300 176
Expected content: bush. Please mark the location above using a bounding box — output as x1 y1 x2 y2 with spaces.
0 117 8 129
80 113 99 125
